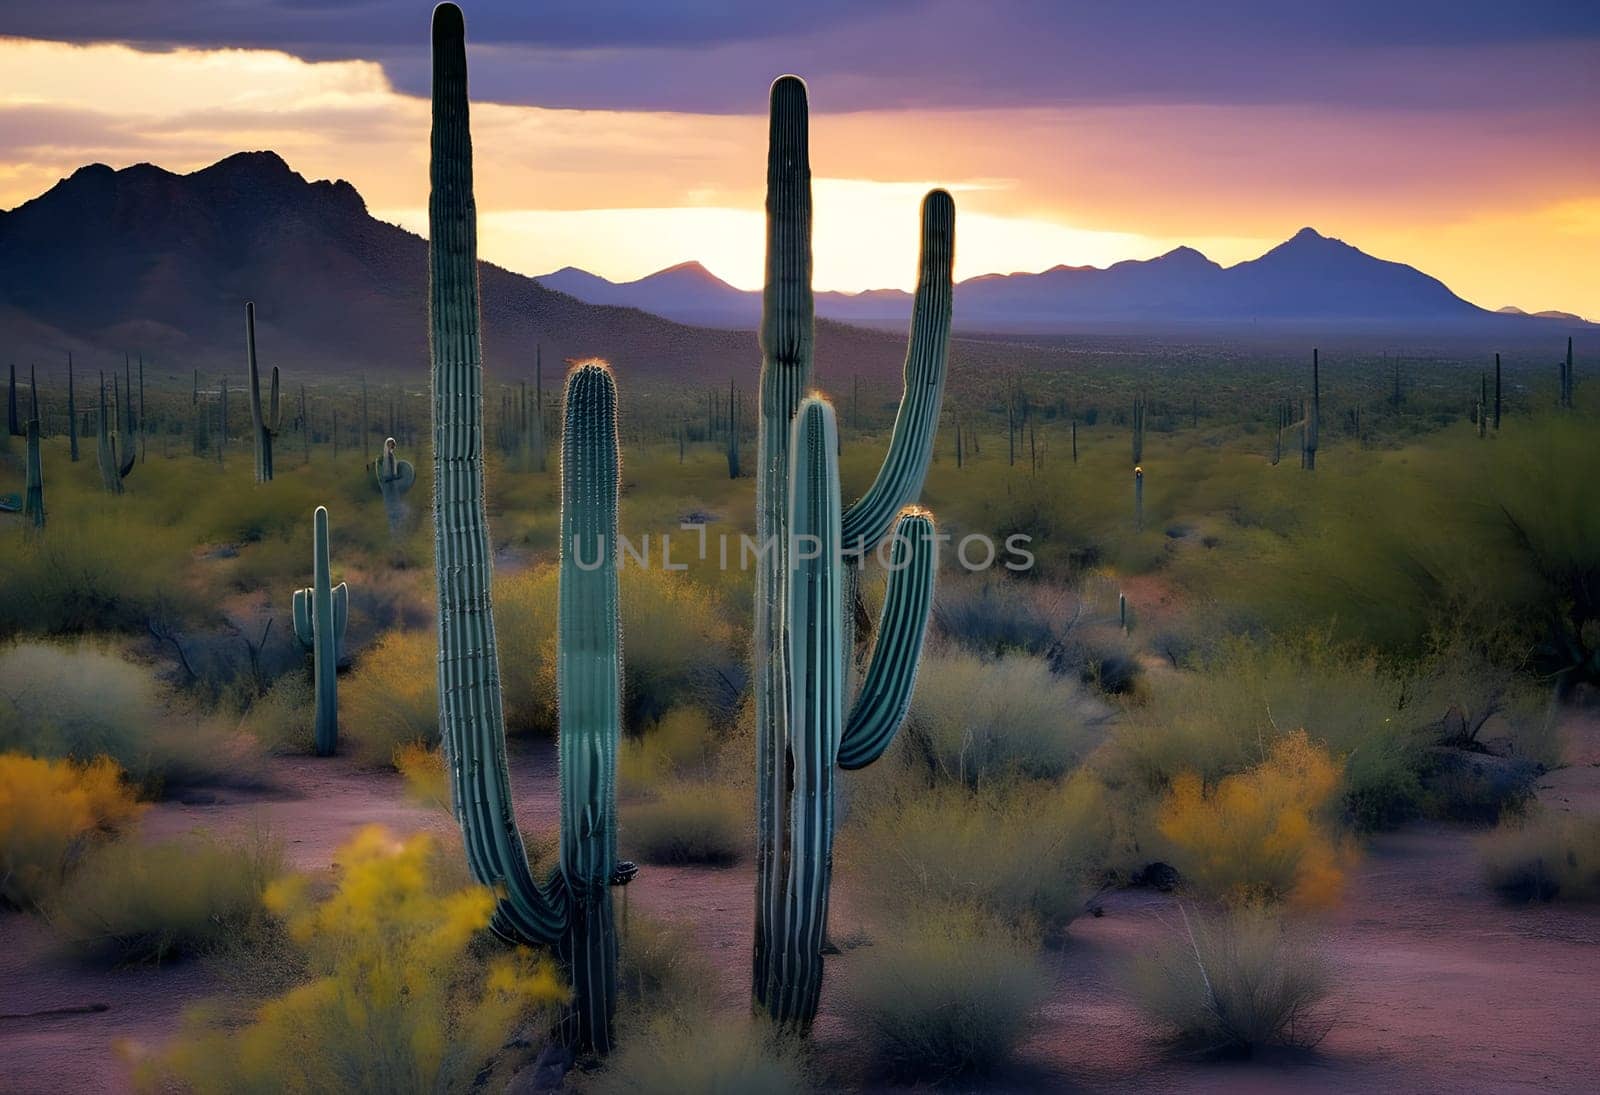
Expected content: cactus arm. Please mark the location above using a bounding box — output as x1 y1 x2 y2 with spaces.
839 190 954 555
429 1 566 947
331 581 349 647
556 361 623 1052
291 588 313 649
837 510 936 770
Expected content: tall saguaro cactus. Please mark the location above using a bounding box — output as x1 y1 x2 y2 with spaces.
1303 348 1321 470
292 506 348 757
753 74 947 1031
429 5 629 1055
24 367 43 529
66 353 79 462
245 301 282 482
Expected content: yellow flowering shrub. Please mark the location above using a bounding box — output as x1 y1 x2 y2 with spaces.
1155 730 1352 907
0 752 142 908
143 827 567 1094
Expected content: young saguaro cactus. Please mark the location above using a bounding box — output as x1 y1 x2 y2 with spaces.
96 372 135 494
374 436 416 530
753 74 946 1031
292 506 348 757
245 301 283 482
428 5 630 1055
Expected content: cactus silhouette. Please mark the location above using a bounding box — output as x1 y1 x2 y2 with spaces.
245 301 282 482
23 367 42 529
752 74 947 1031
374 436 416 530
428 5 631 1055
291 506 348 757
95 372 135 494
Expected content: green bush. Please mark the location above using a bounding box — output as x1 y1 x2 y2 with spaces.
49 828 284 965
844 774 1112 936
586 1014 811 1095
1480 812 1600 902
622 781 744 865
1131 905 1332 1056
841 906 1047 1082
0 641 261 794
619 707 720 793
0 753 144 908
903 649 1105 786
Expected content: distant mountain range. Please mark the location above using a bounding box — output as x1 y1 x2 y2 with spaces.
0 153 903 381
540 232 1592 334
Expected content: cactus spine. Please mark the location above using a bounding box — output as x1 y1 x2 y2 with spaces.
245 301 282 482
753 75 946 1031
429 6 628 1054
291 506 348 757
95 372 135 493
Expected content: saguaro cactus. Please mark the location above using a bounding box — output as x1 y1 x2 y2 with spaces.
1304 348 1320 470
291 506 348 757
1494 352 1503 430
753 74 947 1031
24 368 43 529
66 353 78 462
96 372 134 493
1131 395 1146 466
1134 465 1145 531
245 301 282 482
7 364 19 437
374 436 416 530
429 6 630 1055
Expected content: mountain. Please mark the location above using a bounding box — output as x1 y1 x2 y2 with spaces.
539 228 1590 334
1498 305 1588 322
0 153 903 382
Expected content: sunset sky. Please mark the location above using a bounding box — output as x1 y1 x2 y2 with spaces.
0 2 1595 315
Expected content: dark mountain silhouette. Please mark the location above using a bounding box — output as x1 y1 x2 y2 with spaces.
538 227 1590 334
0 153 905 382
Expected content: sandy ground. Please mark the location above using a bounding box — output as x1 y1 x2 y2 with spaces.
3 715 1599 1094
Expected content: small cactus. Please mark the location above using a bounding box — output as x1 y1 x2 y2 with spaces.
291 505 348 757
245 301 283 482
374 436 416 531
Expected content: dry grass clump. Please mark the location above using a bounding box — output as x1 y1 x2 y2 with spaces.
622 781 744 865
585 1013 812 1095
341 628 439 766
1480 811 1600 902
1131 905 1333 1056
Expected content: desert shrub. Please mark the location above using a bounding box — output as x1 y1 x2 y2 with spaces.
141 826 567 1094
1115 636 1426 828
622 781 743 865
1155 730 1350 906
615 914 716 1015
1480 812 1600 902
845 773 1112 936
0 753 143 908
241 672 314 754
49 828 284 965
394 743 450 811
498 566 739 737
0 640 258 793
586 1014 811 1095
934 576 1065 657
619 706 719 793
342 628 439 766
1059 622 1144 695
903 650 1104 785
1131 905 1333 1056
842 905 1047 1081
0 514 206 637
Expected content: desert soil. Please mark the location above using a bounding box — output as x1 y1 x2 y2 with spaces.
3 714 1599 1094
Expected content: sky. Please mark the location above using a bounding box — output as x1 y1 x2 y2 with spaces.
0 1 1596 314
